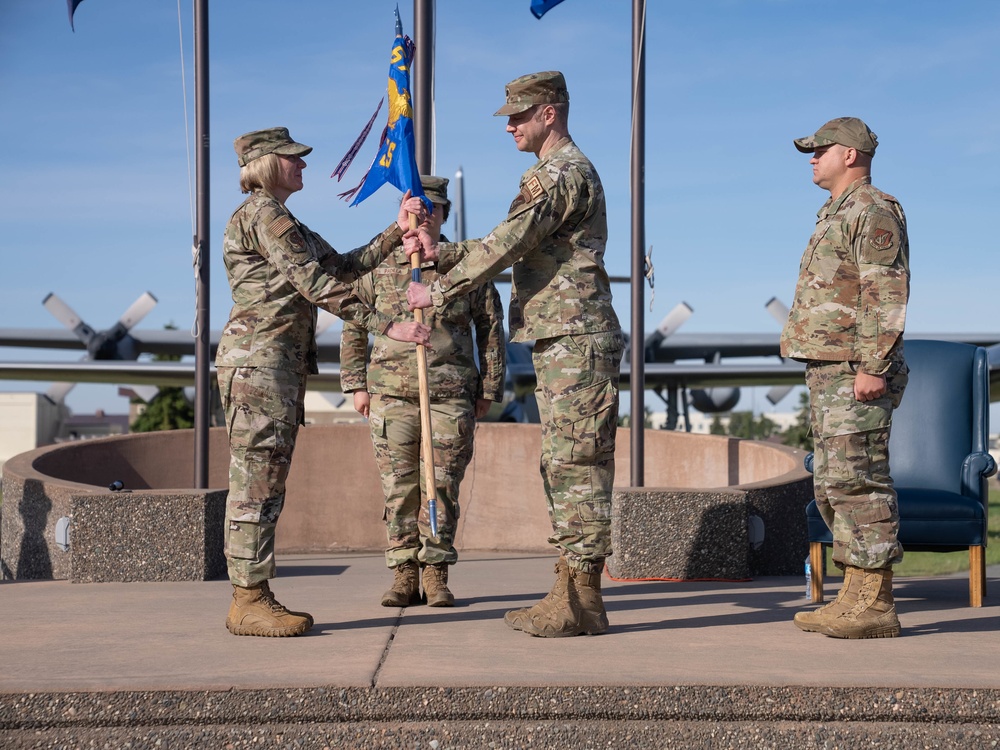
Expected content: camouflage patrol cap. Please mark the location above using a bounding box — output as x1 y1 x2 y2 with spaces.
494 71 570 116
234 127 312 167
420 175 450 208
794 117 878 156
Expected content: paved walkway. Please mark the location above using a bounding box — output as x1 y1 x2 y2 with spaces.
2 552 997 694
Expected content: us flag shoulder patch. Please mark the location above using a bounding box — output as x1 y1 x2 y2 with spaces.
267 215 295 238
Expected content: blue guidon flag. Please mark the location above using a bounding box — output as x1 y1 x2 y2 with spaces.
68 0 86 31
530 0 568 19
337 6 429 213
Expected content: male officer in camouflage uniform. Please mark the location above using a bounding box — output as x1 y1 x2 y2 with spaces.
780 117 910 639
218 127 430 637
342 175 506 608
407 72 624 637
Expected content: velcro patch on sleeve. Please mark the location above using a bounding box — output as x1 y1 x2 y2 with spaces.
524 175 545 200
513 175 547 209
860 211 902 265
267 215 295 238
869 227 894 251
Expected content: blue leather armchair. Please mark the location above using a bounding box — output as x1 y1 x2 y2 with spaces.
805 339 996 607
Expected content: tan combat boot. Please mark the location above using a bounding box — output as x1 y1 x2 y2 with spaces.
422 563 455 607
381 560 421 607
505 560 608 637
503 556 568 624
504 558 574 637
821 567 900 639
570 565 609 636
226 581 313 637
793 565 862 633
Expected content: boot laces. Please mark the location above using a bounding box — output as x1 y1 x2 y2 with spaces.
841 573 883 618
426 565 446 584
258 584 290 614
391 564 417 593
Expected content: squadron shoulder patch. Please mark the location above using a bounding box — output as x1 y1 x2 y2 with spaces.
513 175 547 209
859 211 902 265
267 215 295 237
869 227 894 251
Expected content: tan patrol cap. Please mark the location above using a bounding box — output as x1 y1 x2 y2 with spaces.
794 117 878 156
494 71 570 116
234 127 312 167
420 175 450 209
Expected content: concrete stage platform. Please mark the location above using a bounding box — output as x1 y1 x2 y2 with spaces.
1 553 998 748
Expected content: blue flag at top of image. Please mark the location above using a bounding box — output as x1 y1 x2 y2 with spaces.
348 7 428 212
531 0 568 19
68 0 86 31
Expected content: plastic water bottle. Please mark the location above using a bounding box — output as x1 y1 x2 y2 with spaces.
804 555 812 599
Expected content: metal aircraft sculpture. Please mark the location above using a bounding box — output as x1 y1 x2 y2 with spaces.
2 291 1000 427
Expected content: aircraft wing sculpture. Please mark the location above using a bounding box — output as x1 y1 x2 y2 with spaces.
37 292 159 403
3 294 1000 418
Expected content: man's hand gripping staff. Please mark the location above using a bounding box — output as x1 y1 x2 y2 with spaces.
404 228 437 311
383 194 433 346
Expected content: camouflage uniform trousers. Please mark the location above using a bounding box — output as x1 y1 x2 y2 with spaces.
806 358 908 570
218 366 306 587
532 330 624 573
368 393 475 568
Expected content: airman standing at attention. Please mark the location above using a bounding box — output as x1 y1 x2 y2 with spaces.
407 72 624 637
217 127 431 637
781 117 910 639
341 175 506 609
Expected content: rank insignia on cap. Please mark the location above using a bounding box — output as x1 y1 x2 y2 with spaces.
869 228 894 251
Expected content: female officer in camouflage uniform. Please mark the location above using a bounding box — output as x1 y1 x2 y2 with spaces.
218 127 431 637
341 175 506 609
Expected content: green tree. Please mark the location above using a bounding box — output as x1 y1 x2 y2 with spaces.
724 411 779 440
709 414 726 435
130 323 196 433
781 390 814 452
130 387 195 432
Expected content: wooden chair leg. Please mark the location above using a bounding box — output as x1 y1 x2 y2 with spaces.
969 546 985 608
810 542 825 603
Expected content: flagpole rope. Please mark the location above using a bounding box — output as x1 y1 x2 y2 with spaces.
177 0 196 239
177 0 200 339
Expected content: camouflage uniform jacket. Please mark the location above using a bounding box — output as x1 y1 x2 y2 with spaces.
340 237 507 402
217 189 399 375
426 137 620 342
779 176 909 376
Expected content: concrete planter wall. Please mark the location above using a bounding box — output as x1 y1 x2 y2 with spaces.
1 424 811 582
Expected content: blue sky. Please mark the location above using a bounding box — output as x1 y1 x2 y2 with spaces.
1 0 999 417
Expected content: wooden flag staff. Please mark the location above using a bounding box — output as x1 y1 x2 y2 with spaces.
409 214 439 538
